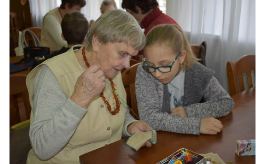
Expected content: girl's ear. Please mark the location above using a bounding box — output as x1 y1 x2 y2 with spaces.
179 50 187 64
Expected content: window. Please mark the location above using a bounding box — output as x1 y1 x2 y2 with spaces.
158 0 166 13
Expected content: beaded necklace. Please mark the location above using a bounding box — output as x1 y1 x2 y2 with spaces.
82 47 120 115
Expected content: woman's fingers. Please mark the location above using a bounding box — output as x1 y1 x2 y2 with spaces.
144 141 152 147
142 121 153 131
82 65 106 92
100 75 106 82
71 65 106 108
86 64 101 73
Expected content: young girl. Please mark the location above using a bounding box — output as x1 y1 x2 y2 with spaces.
135 24 234 135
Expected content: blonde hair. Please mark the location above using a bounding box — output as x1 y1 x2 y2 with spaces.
85 9 145 51
145 24 199 71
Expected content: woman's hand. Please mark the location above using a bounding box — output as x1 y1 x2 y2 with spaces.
200 117 223 135
171 106 187 117
70 65 106 109
127 121 153 147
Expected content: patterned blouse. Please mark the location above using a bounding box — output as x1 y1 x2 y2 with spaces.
168 70 185 111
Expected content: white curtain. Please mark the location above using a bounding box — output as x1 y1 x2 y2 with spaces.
29 0 122 27
29 0 61 27
81 0 101 22
81 0 123 21
166 0 255 92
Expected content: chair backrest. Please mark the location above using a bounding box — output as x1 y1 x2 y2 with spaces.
10 75 31 126
191 41 207 66
130 59 140 66
121 59 141 74
23 27 41 47
10 12 21 49
122 63 141 119
226 54 255 96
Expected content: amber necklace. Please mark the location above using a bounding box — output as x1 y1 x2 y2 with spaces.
82 47 120 115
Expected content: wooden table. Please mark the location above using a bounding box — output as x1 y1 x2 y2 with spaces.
80 88 255 164
10 56 31 75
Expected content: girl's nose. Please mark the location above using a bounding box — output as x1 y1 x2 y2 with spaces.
153 69 162 78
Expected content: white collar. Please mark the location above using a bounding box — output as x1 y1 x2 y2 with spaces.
168 70 185 91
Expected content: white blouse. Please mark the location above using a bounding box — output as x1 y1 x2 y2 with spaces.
167 70 185 111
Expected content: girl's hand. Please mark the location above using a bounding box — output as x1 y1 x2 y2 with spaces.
71 65 106 109
171 106 187 117
200 117 223 135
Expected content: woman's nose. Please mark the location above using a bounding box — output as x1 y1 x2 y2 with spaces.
122 56 131 69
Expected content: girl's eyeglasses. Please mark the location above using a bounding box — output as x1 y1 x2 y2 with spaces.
143 52 181 73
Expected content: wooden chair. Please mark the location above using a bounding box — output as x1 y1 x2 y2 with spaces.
10 12 27 46
10 75 31 126
130 59 140 66
23 27 41 47
10 12 21 56
226 54 255 96
121 59 141 74
191 41 207 66
133 55 144 62
10 10 33 56
122 63 141 120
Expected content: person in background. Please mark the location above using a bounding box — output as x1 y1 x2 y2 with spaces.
122 0 182 59
26 9 153 164
87 0 117 26
135 24 234 135
40 0 86 52
31 11 88 70
88 0 117 27
100 0 117 14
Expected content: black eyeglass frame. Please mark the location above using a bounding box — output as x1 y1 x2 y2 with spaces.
143 51 182 73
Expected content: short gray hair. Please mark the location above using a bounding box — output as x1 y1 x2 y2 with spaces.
85 9 145 51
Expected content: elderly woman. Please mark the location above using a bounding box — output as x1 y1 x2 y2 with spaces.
40 0 86 52
26 9 152 164
122 0 182 59
122 0 181 36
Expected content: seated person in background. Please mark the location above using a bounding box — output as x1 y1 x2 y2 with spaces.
88 0 117 26
100 0 117 14
26 9 153 164
31 11 88 70
122 0 182 60
135 24 234 135
40 0 86 52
